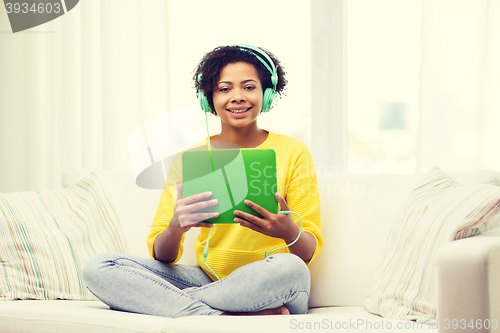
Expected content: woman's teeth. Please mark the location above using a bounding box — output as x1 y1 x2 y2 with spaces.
228 108 249 114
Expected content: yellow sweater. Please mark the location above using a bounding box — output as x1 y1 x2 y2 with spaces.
147 131 323 281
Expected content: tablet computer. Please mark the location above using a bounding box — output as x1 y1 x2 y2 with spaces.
182 148 278 223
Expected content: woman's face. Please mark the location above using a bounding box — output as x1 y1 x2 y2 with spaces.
212 62 263 130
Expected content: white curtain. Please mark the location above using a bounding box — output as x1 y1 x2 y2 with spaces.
419 0 500 173
0 0 171 192
1 0 313 193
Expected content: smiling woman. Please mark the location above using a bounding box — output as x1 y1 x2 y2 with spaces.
213 71 267 149
212 63 266 144
82 44 323 318
192 45 287 149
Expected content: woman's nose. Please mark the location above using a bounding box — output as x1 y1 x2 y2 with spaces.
231 88 246 103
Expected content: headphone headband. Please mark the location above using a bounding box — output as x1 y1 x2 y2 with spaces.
233 44 278 87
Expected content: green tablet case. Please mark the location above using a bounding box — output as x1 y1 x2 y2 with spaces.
182 148 278 223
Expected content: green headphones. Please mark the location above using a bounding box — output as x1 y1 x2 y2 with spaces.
198 44 279 113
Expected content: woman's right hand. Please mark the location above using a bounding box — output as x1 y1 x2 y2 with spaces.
170 180 219 233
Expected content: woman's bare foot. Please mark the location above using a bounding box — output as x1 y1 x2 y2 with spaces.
221 306 290 316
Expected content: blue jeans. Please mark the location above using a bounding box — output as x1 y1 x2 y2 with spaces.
82 252 310 318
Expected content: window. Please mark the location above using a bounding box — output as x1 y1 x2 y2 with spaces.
346 0 421 174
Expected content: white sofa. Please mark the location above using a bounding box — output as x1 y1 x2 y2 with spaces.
1 169 500 333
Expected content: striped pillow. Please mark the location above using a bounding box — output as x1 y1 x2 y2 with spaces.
364 166 500 323
0 172 126 300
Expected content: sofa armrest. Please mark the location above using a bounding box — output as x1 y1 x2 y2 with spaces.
436 228 500 333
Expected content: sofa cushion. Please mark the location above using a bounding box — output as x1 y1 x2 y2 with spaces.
62 168 500 308
309 172 420 308
0 300 439 333
0 172 126 300
62 169 199 263
62 169 160 258
308 169 500 308
364 166 500 323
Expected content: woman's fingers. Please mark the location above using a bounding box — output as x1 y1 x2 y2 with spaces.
234 194 296 239
275 192 290 211
175 180 214 205
178 212 219 227
180 190 214 206
242 200 273 219
175 185 217 214
236 218 263 233
233 209 261 225
175 180 183 200
180 198 218 215
189 221 214 228
174 181 219 227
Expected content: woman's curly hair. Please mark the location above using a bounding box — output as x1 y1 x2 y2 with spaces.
193 45 287 116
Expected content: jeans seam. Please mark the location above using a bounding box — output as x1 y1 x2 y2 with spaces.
188 255 279 294
188 253 307 296
112 258 207 289
188 279 310 313
85 286 109 305
248 289 310 312
111 264 216 317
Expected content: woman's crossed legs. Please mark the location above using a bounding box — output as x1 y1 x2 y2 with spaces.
82 252 310 318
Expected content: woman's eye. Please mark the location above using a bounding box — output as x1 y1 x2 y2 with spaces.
245 86 256 90
219 87 230 92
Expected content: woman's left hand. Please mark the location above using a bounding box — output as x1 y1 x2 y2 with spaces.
234 192 299 243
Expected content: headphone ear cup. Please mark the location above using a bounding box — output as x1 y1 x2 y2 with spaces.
262 88 276 112
199 93 212 113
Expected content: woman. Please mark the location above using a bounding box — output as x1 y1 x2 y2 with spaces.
83 45 323 317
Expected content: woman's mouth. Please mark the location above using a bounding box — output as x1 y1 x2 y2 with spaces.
227 108 251 118
227 107 251 114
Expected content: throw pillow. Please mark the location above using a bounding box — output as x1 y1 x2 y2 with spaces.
364 166 500 323
0 171 127 300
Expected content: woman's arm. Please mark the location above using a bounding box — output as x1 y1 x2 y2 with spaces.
234 192 316 263
153 181 218 263
153 220 185 263
280 219 316 263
